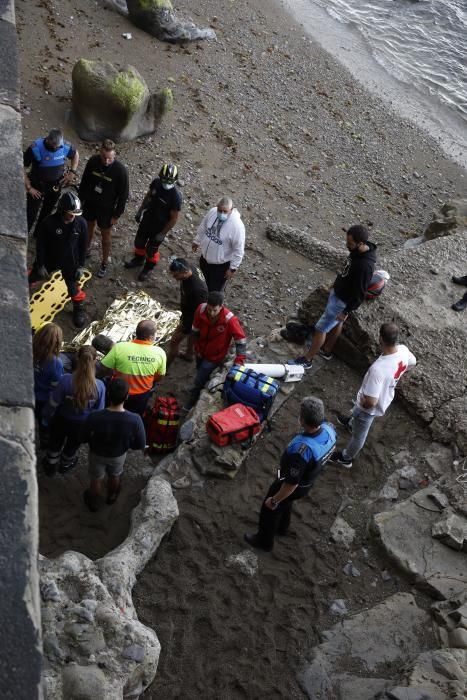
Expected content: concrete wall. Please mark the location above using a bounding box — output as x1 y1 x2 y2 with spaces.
0 1 42 697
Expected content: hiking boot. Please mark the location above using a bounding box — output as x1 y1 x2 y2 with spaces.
288 356 313 370
97 263 107 278
59 455 78 474
124 256 145 269
72 303 86 329
319 349 333 361
337 413 352 433
452 297 467 312
244 533 273 552
452 274 467 286
329 451 353 469
106 485 121 505
138 267 153 282
83 489 102 513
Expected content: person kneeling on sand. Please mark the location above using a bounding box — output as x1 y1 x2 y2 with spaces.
330 322 416 469
244 397 336 552
82 379 146 512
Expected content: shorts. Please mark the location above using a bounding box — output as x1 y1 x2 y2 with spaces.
88 451 126 480
315 290 347 334
82 204 115 230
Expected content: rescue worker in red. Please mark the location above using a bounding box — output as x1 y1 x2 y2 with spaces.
125 163 182 282
184 290 247 410
29 191 88 328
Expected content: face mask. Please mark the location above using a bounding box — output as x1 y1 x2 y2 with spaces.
162 182 175 190
217 212 228 222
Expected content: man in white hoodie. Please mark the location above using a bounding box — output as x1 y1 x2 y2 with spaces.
192 196 245 292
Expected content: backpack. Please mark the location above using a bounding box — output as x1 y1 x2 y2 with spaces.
366 270 390 299
280 320 313 344
145 395 180 454
206 403 261 447
223 365 279 422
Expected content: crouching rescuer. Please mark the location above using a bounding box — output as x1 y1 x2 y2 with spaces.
244 397 336 551
29 191 88 328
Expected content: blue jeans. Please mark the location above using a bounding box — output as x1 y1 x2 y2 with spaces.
315 290 347 334
188 357 220 406
342 405 376 460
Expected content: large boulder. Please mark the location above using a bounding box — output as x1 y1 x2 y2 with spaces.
126 0 216 42
425 199 467 240
71 59 173 142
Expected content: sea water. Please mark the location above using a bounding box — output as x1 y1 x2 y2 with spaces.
283 0 467 166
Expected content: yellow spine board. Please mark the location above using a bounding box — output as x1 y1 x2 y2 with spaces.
29 269 92 332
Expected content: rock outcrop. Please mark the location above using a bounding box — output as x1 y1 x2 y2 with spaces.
41 477 178 698
425 199 467 240
71 60 172 142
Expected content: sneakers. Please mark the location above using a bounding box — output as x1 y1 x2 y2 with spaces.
244 533 273 552
319 349 333 361
452 275 467 286
337 413 352 433
452 297 467 312
59 455 78 474
329 451 353 469
124 256 145 269
97 263 107 278
288 356 313 370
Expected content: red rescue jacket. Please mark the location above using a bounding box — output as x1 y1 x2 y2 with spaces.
192 304 246 364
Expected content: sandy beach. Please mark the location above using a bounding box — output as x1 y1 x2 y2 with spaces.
17 0 467 696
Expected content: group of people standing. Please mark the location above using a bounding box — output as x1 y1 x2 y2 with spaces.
28 128 420 545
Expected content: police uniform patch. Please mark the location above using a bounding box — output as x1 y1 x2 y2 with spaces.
289 466 300 479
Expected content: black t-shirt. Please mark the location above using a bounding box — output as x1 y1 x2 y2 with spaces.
143 178 182 227
279 450 309 486
24 142 76 184
83 409 146 458
36 212 87 274
180 266 208 331
78 155 129 217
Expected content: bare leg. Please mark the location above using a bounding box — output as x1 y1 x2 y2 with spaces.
86 220 97 252
101 227 112 265
90 478 103 499
323 322 343 354
107 476 121 504
305 329 326 361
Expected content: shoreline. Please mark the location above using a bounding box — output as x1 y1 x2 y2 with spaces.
279 0 467 169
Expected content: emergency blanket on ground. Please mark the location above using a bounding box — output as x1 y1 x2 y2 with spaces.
30 269 92 332
63 290 181 350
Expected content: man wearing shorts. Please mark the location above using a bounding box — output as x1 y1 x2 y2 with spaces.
290 225 377 370
82 379 146 512
78 139 129 278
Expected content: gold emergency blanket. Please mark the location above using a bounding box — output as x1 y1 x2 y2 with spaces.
63 290 181 351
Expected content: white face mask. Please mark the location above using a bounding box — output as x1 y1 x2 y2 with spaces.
217 212 228 222
162 182 175 190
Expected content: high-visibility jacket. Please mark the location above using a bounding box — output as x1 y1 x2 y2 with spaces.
192 304 246 364
101 339 166 395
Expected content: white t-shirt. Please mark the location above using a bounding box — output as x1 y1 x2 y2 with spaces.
357 344 417 417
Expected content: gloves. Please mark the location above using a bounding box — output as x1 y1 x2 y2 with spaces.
135 208 146 224
234 356 246 366
37 265 49 280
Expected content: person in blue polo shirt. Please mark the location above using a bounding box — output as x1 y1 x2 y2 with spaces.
244 396 336 552
24 128 79 234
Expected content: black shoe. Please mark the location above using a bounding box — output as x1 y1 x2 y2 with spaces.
72 305 86 329
42 457 56 477
124 256 145 269
452 298 467 312
83 489 101 513
329 450 353 469
452 275 467 286
138 268 152 282
319 349 333 361
59 456 78 474
244 533 273 552
106 486 121 505
337 413 352 433
97 263 107 278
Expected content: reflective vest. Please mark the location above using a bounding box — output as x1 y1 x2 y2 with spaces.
31 138 72 169
282 423 336 487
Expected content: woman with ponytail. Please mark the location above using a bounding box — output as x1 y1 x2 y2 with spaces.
42 345 105 475
33 323 64 446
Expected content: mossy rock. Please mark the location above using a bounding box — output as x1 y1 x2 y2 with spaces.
126 0 216 42
71 59 172 142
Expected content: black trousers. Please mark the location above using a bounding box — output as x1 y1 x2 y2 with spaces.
134 217 165 263
199 257 230 292
29 264 79 298
27 181 61 234
125 390 152 417
47 414 87 463
257 479 310 549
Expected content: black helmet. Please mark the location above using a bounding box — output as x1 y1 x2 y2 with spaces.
159 163 178 184
58 191 82 216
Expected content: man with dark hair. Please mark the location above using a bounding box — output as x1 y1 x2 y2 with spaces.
99 320 166 415
330 322 416 468
82 378 146 512
184 291 247 410
290 225 377 370
24 128 79 234
166 257 208 367
244 396 336 551
78 139 129 278
125 163 182 282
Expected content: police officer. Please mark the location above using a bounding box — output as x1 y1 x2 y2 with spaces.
24 128 79 234
244 396 336 551
29 191 88 328
124 163 182 282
